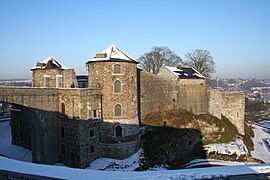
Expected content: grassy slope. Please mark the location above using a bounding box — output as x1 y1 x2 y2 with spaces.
142 109 253 148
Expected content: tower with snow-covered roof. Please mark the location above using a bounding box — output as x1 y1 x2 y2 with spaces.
86 44 141 158
31 56 77 88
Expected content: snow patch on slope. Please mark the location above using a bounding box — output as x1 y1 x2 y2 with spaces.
204 138 248 158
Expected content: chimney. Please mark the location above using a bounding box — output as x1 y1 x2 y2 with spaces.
96 53 107 58
176 63 183 70
36 62 45 67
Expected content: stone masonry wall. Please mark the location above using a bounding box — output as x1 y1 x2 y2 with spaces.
32 69 77 88
58 88 101 119
221 92 245 135
0 87 59 112
88 61 141 159
59 117 100 168
140 71 208 120
11 109 32 150
208 88 245 135
0 87 103 167
208 88 222 119
88 61 139 125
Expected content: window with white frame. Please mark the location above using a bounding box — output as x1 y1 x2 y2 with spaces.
114 64 121 74
56 75 63 88
115 104 121 116
114 80 121 93
44 75 50 87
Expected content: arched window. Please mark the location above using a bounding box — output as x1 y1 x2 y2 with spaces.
114 64 121 74
115 104 121 116
115 125 122 137
114 80 121 93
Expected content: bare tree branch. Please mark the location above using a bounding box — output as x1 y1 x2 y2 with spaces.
185 49 215 79
139 46 182 74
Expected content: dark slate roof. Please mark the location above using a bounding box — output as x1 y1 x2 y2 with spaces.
166 66 205 79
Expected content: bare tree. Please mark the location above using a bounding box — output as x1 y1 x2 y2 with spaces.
139 46 182 74
185 49 215 79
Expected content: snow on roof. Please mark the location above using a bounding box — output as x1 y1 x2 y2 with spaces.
87 44 138 63
31 56 70 70
165 66 205 79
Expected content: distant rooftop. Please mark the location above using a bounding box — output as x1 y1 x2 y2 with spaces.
31 56 70 70
86 44 138 63
165 66 205 79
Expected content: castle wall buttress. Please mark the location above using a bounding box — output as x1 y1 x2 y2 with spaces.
221 92 245 135
208 89 245 135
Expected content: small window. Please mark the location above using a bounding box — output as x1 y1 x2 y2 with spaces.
115 104 121 116
92 110 97 118
114 80 121 93
61 144 65 155
90 129 94 137
44 75 50 87
114 64 121 74
19 118 23 127
61 103 65 115
20 132 24 141
61 127 65 138
90 146 94 153
56 75 63 88
115 125 122 137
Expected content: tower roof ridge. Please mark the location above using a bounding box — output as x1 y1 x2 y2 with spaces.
86 44 138 63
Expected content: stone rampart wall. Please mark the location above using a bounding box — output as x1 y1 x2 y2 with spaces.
221 92 245 135
208 88 222 119
0 87 59 112
140 71 208 119
98 139 141 159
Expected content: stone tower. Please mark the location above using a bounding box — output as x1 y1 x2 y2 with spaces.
86 44 141 159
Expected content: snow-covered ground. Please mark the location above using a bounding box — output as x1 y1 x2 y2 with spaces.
0 120 32 162
1 156 270 180
88 148 144 171
2 118 270 178
184 159 248 168
204 138 248 158
251 124 270 163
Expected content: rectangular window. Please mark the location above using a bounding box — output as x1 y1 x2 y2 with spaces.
19 118 23 127
92 110 97 118
61 144 65 155
90 129 94 137
56 75 63 88
20 132 24 141
90 146 94 153
44 75 50 87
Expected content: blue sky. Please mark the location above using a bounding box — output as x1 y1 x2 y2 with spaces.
0 0 270 79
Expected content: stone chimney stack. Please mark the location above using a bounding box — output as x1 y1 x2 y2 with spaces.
176 63 183 70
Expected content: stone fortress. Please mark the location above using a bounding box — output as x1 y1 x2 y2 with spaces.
0 45 245 168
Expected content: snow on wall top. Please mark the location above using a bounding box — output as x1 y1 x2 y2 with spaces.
87 44 138 63
165 66 205 79
31 56 70 70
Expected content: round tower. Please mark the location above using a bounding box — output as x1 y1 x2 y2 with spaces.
86 44 140 159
